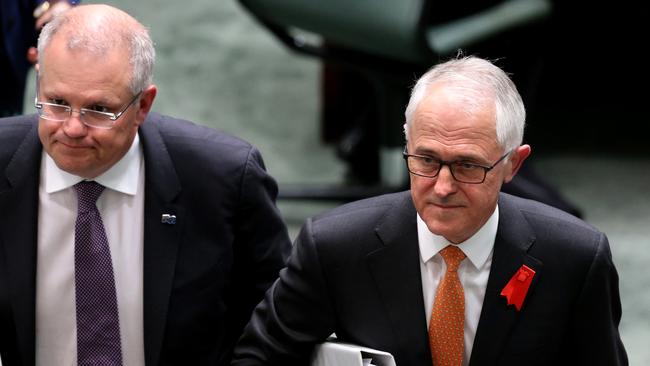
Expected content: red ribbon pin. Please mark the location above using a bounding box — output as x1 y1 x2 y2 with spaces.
500 265 535 311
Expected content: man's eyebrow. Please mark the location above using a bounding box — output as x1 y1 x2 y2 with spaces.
38 88 118 105
412 147 438 156
412 148 483 162
454 155 484 162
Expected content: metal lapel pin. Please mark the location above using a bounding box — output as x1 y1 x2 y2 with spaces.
161 214 177 225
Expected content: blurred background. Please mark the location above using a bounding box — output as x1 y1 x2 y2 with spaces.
20 0 649 363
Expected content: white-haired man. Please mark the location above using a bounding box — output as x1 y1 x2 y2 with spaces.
0 4 291 366
232 56 627 366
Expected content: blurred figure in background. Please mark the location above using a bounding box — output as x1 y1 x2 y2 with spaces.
1 0 77 117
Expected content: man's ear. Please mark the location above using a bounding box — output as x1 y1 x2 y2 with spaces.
503 144 531 183
134 84 157 126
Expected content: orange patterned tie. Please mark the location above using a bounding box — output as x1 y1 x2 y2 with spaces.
429 245 466 366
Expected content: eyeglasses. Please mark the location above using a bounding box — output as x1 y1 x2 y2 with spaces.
35 91 142 130
403 148 512 184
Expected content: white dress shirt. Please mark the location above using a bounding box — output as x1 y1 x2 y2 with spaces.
36 134 145 366
418 205 498 366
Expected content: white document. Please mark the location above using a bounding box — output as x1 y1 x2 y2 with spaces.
310 340 397 366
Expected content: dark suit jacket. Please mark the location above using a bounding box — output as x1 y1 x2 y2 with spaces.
0 0 76 115
0 113 292 366
232 191 627 365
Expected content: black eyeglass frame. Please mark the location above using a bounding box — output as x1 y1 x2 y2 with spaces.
402 147 513 184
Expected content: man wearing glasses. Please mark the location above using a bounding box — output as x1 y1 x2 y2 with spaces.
233 57 627 365
0 4 290 366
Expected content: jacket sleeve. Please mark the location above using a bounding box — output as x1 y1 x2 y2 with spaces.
221 146 293 364
231 217 337 365
565 232 628 365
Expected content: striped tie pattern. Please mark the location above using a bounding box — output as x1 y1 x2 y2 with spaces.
74 181 123 366
429 245 466 366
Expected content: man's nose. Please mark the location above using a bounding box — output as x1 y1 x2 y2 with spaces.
62 110 88 137
433 165 457 197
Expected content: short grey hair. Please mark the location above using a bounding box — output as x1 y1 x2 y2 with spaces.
37 4 155 94
403 56 525 153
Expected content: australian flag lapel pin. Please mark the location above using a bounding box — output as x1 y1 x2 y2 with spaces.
161 213 177 225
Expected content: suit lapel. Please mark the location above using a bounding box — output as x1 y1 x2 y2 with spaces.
366 193 433 365
0 119 42 366
138 116 184 366
469 193 543 366
0 115 185 366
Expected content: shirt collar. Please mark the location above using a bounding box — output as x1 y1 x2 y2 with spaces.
42 133 142 195
418 204 499 271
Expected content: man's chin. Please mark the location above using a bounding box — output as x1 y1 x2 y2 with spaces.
52 159 96 178
421 211 466 238
424 203 463 220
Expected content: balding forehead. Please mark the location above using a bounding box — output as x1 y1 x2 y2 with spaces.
49 6 141 56
56 5 143 40
66 4 141 26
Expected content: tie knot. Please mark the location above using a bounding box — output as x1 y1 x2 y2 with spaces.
440 245 466 272
74 181 105 212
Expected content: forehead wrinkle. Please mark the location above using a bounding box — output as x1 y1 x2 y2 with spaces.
413 106 498 141
40 15 134 98
411 117 499 161
38 59 128 108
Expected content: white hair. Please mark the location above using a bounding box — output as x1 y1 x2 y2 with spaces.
37 4 155 94
403 56 526 152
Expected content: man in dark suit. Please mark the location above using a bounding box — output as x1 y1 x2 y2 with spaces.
0 4 291 366
1 0 77 117
232 56 627 365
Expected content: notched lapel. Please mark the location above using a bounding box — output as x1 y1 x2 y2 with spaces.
366 193 432 365
469 194 543 366
139 118 184 366
0 120 42 366
142 199 185 366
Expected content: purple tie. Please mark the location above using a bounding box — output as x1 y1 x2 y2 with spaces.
74 181 123 366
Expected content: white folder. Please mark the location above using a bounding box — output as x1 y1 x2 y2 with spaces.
310 340 397 366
